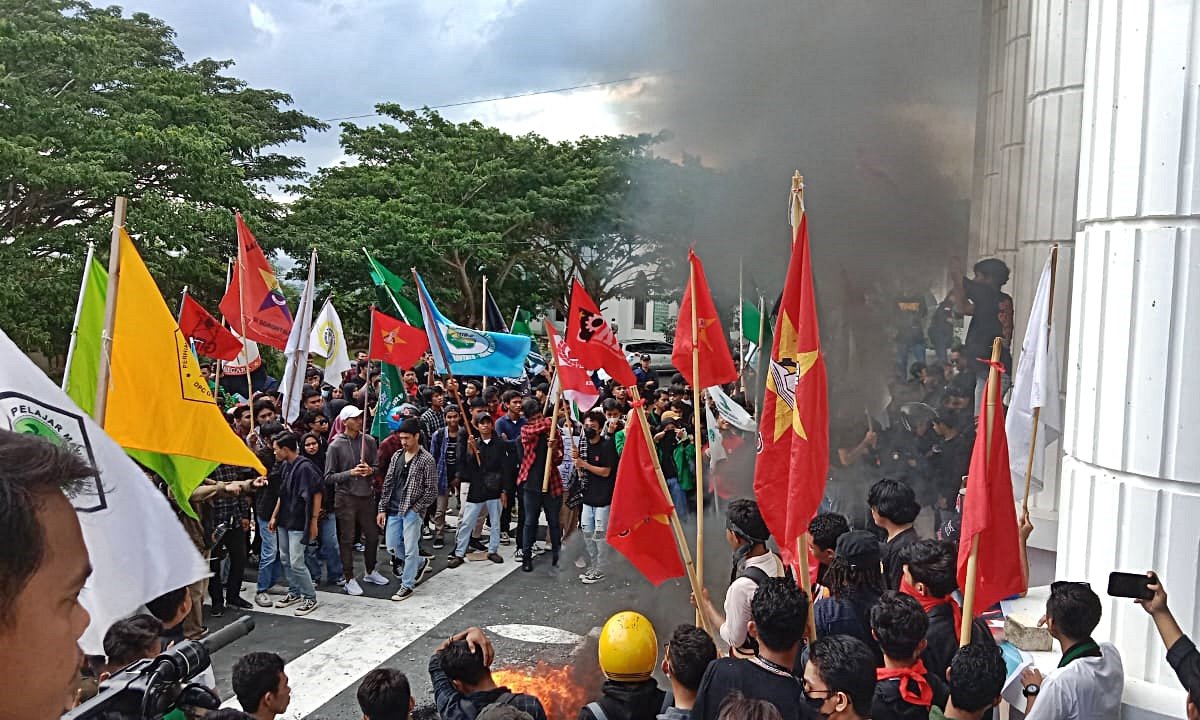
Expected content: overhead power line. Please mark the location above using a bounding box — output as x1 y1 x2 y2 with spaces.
319 72 662 123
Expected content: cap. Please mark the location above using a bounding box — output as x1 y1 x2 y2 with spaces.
640 354 651 361
659 410 681 424
835 530 881 568
338 405 364 422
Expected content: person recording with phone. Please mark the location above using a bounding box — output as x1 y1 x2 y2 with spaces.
654 411 695 521
1135 572 1200 719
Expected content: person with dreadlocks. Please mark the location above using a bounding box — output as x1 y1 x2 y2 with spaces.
812 530 885 664
691 498 785 656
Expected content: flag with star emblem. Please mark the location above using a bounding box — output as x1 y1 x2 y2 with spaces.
219 213 293 349
673 248 738 388
752 209 829 569
368 307 428 369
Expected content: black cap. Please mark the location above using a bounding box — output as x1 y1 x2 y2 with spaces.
835 530 881 568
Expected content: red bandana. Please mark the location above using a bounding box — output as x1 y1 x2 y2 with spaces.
877 660 935 707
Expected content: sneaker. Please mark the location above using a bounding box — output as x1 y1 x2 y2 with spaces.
274 593 302 608
344 578 364 596
354 542 366 552
466 550 490 561
391 586 414 601
530 544 545 557
210 603 225 618
415 558 432 585
469 538 488 552
514 548 526 561
446 555 464 569
521 556 533 572
581 569 605 584
575 557 588 569
487 553 504 564
432 536 445 550
391 558 403 575
362 570 389 586
421 529 433 540
254 592 272 608
294 598 319 616
228 596 253 610
335 577 348 587
500 532 512 546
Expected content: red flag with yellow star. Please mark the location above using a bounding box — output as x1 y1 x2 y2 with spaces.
752 211 828 569
368 307 428 369
219 213 293 349
672 248 738 389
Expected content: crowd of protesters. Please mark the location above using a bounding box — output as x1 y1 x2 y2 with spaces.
4 258 1200 720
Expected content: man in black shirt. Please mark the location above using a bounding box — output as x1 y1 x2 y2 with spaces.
802 635 877 720
870 591 950 719
951 258 1011 407
692 578 815 720
267 431 323 616
448 413 514 567
868 479 922 591
575 410 618 584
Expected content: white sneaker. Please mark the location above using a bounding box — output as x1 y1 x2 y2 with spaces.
362 571 389 586
574 557 588 569
294 598 319 616
344 578 364 596
254 592 272 607
274 593 302 608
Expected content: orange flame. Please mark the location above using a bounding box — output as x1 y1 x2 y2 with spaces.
491 661 601 720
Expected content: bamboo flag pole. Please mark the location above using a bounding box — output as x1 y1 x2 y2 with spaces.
541 396 563 492
214 257 231 402
689 258 707 609
362 305 374 459
93 196 127 427
61 242 96 393
233 215 255 421
960 336 1004 646
630 386 713 638
481 274 489 391
754 294 765 402
1021 245 1059 516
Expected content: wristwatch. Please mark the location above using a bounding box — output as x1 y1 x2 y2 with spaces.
1022 683 1040 698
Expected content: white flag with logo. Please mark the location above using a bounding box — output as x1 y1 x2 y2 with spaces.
0 328 209 654
280 251 317 424
1006 254 1062 497
705 402 727 470
309 298 352 383
707 384 757 433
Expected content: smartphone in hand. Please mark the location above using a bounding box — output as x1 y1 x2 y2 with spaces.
1107 571 1154 600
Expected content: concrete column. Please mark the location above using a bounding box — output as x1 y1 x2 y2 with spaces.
1061 0 1200 716
1010 0 1087 548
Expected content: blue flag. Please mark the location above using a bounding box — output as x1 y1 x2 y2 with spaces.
414 271 532 377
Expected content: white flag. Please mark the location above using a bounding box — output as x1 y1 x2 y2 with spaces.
707 384 757 432
280 251 317 424
221 328 262 376
0 328 209 654
309 298 352 384
1006 253 1062 498
705 403 727 470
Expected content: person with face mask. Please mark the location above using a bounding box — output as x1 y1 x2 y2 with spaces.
692 499 785 657
572 410 619 584
802 635 877 720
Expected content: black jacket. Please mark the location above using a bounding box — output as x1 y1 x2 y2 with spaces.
458 434 517 503
922 603 994 681
578 680 666 720
1168 635 1200 703
871 670 949 720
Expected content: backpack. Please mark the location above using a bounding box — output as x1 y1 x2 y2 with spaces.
459 691 517 719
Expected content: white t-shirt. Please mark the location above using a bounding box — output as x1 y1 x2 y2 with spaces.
1026 642 1124 720
719 552 785 650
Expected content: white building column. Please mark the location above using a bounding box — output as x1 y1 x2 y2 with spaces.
1061 0 1200 716
1010 0 1087 549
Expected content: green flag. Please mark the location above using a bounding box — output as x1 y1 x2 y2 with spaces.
64 257 219 517
741 300 769 347
365 249 423 329
371 362 405 441
512 308 534 337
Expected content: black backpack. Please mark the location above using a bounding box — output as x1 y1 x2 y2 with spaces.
459 691 517 719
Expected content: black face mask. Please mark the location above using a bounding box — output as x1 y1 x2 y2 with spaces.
804 695 829 718
584 427 598 440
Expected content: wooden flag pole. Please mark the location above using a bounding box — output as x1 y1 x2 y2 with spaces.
960 336 1004 646
796 534 818 641
481 274 489 391
93 196 127 427
1021 245 1059 516
214 258 232 402
233 215 255 420
541 397 562 493
689 258 707 614
362 305 374 459
630 386 713 637
754 294 765 402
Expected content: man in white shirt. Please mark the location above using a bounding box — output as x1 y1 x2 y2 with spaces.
1021 581 1124 719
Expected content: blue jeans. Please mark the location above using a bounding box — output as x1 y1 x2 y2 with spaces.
256 518 284 593
278 529 316 601
305 513 343 583
521 486 562 555
385 510 424 590
581 504 610 569
455 499 502 556
897 342 926 379
666 477 688 520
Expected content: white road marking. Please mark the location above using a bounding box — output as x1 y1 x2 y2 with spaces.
486 624 584 645
224 559 518 719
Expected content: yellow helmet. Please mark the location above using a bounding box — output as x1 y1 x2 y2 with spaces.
598 611 658 681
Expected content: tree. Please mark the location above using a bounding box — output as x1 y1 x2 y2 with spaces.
0 0 324 356
280 107 718 339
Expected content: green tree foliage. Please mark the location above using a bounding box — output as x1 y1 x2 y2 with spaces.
281 107 714 339
0 0 324 356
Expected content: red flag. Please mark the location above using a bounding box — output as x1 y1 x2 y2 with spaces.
672 249 738 388
957 366 1025 614
178 294 243 361
752 212 829 569
607 410 686 585
368 307 429 370
545 321 600 410
218 213 293 349
565 278 638 388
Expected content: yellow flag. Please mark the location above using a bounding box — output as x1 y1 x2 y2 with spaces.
103 229 265 477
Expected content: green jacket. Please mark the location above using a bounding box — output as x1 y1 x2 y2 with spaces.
672 439 697 491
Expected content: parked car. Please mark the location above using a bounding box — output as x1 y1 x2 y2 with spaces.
622 340 677 377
